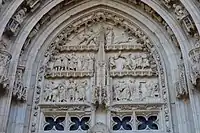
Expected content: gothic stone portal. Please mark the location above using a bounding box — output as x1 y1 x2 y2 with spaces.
31 12 171 133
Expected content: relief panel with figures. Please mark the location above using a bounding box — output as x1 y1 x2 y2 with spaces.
31 12 171 133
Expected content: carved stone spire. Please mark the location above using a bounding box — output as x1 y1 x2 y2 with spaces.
95 26 107 105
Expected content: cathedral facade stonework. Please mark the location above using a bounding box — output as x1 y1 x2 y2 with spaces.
0 0 200 133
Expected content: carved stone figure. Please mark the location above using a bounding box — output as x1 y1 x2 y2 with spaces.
114 32 130 44
82 54 94 71
77 80 88 101
68 52 78 71
13 67 26 101
67 79 77 101
176 62 189 99
0 55 5 74
147 81 159 98
62 55 69 71
141 54 150 69
114 80 131 101
78 28 99 46
138 80 160 100
173 5 187 20
162 0 174 8
128 79 137 100
110 52 151 71
44 81 60 102
8 8 27 34
135 54 143 69
53 56 62 71
0 49 11 91
120 81 131 101
109 51 124 71
173 4 195 35
123 54 134 70
105 26 115 45
114 81 121 101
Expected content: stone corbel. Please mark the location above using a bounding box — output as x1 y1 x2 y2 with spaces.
12 65 27 101
0 40 12 92
188 38 200 90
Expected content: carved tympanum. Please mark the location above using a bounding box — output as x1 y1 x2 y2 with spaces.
31 11 172 133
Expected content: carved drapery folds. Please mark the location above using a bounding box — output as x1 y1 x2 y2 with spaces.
12 66 27 101
30 11 172 132
189 37 200 89
0 40 11 91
